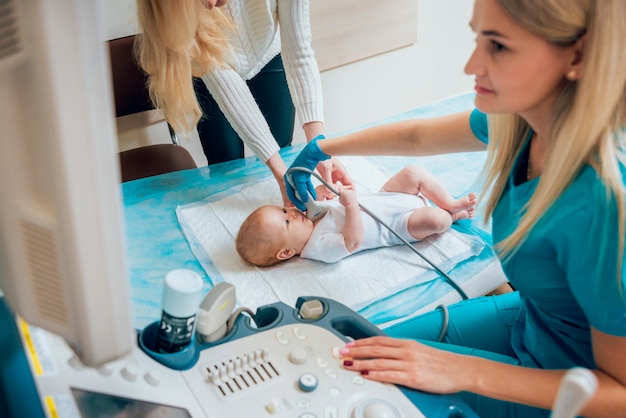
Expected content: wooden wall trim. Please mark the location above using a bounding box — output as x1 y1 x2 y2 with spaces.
310 0 418 71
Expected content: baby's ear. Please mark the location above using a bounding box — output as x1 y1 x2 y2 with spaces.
276 248 297 261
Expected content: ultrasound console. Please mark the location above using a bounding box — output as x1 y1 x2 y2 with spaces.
2 296 477 417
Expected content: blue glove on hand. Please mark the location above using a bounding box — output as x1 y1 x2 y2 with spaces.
285 135 330 211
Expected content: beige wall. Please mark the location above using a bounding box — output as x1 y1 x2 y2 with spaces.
106 0 475 166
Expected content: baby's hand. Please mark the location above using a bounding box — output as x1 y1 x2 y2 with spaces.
337 184 358 207
315 182 353 201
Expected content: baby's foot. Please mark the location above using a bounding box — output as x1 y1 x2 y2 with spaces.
447 192 476 214
452 207 474 222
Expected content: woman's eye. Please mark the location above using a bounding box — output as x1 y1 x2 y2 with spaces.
490 40 507 53
285 220 290 225
282 208 287 213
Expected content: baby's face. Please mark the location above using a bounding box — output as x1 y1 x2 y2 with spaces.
261 206 315 250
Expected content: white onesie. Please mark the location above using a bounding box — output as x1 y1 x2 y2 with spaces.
300 192 428 263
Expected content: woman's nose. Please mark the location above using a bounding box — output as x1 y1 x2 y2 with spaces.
464 45 486 76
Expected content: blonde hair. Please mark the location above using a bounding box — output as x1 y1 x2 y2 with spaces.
236 207 284 267
135 0 234 135
481 0 626 277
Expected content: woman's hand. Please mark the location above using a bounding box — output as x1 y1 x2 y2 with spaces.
265 152 294 208
279 177 293 208
315 157 354 200
285 136 330 210
314 159 336 200
340 336 472 394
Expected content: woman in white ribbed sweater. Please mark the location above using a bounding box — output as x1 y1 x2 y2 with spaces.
136 0 352 206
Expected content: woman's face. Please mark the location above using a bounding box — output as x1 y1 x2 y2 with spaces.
464 0 576 121
201 0 228 9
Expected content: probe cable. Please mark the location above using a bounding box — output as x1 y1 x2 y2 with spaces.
286 167 470 300
287 167 477 341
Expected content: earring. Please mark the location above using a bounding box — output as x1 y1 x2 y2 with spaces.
567 70 576 80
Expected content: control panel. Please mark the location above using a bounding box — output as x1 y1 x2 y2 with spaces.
184 322 422 417
8 296 476 417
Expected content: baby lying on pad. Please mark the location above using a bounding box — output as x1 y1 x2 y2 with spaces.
236 165 476 266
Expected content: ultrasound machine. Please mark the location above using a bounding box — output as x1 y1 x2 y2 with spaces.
3 291 480 417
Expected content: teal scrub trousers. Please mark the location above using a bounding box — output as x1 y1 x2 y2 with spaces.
386 291 551 417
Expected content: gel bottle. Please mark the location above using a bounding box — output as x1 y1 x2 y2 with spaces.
155 269 204 353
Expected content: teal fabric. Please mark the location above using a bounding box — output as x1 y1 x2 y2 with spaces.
386 109 625 417
469 108 489 144
469 109 626 369
387 292 521 361
387 292 552 418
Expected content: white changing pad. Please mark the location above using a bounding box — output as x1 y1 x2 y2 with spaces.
176 157 486 313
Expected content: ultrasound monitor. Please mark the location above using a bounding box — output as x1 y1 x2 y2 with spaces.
0 0 135 366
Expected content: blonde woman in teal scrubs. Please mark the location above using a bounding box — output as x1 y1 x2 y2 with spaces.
286 0 626 416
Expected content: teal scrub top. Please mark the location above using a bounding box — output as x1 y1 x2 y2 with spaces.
470 109 626 369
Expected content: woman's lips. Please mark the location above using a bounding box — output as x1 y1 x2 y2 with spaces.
475 84 494 95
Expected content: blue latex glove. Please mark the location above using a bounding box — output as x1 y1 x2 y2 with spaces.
285 135 330 211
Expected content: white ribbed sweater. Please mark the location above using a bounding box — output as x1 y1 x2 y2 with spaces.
200 0 324 163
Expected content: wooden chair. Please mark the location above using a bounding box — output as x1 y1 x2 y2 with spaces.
108 35 197 182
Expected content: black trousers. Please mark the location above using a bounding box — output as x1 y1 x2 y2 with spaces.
193 54 296 165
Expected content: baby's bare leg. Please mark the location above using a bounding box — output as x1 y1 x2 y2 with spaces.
407 206 474 240
382 165 476 215
406 207 453 240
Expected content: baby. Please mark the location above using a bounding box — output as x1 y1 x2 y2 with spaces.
236 165 475 266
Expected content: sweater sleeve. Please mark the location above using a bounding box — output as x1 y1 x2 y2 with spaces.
276 0 324 126
200 69 279 163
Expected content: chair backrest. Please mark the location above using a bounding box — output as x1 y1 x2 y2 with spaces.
108 35 195 182
108 34 179 144
108 35 153 118
119 143 197 182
